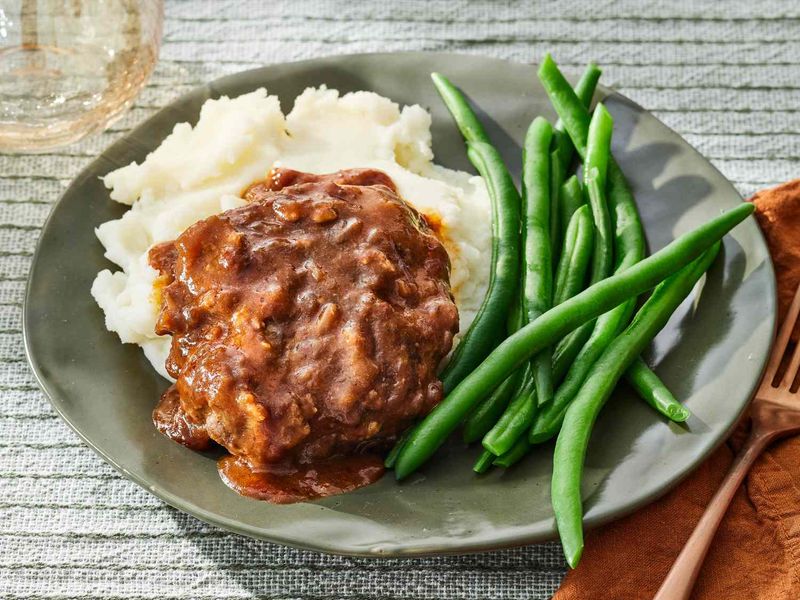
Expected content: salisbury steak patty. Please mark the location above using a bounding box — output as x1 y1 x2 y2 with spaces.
149 168 459 500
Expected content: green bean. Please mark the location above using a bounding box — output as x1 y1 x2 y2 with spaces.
462 282 526 443
511 168 678 450
493 436 532 468
462 370 523 443
626 358 691 422
507 293 523 331
551 63 602 187
584 103 615 284
549 147 565 265
437 139 521 393
552 322 594 383
539 54 590 160
482 374 537 456
391 203 753 479
539 56 680 433
473 448 496 473
431 73 521 393
585 104 613 190
552 178 595 384
553 319 595 383
559 175 586 242
574 63 602 109
383 429 409 469
553 204 594 306
553 243 720 568
607 164 647 270
546 63 602 379
431 73 491 144
522 117 555 407
533 355 689 446
550 64 602 262
548 202 595 398
534 352 690 443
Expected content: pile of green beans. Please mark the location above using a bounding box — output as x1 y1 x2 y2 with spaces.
474 65 603 465
392 201 752 479
533 119 650 444
384 55 755 568
531 54 686 439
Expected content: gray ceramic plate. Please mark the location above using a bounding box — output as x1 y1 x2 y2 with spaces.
24 52 775 557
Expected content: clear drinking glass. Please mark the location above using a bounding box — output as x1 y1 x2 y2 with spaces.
0 0 163 152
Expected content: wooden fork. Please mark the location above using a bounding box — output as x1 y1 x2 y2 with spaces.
653 283 800 600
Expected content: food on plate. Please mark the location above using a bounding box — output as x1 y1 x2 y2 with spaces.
92 87 492 380
389 202 751 478
90 52 757 563
92 86 491 502
386 55 753 567
149 168 458 502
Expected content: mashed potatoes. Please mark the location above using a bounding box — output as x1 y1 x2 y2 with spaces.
91 87 492 379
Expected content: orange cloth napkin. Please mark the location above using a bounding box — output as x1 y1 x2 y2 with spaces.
554 180 800 600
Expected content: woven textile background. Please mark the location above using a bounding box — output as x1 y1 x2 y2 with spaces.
3 1 800 598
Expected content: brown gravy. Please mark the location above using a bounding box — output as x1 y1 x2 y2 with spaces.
149 168 458 503
218 454 386 505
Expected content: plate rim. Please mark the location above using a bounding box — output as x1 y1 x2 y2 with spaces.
23 50 777 557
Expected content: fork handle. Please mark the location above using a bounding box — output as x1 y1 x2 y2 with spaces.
653 432 773 600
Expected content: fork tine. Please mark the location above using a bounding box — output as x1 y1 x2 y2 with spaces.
779 336 800 390
764 283 800 384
